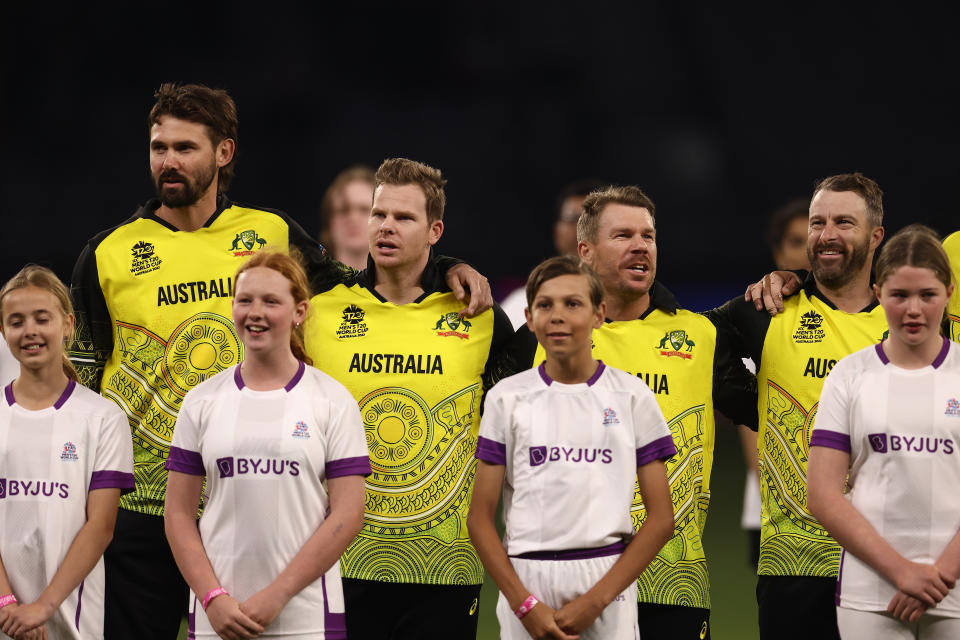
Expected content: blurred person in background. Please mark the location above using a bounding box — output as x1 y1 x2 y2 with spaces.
500 179 609 329
319 166 376 272
739 198 811 568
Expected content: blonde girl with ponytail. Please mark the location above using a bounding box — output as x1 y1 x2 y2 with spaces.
0 265 134 639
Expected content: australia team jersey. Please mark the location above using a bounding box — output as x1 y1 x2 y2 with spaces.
476 363 675 556
528 282 757 609
811 338 960 616
303 257 513 586
166 363 371 639
0 380 134 640
944 231 960 343
69 194 350 515
709 275 888 578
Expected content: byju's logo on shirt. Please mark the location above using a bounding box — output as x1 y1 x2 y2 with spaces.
529 446 613 466
292 421 311 439
868 433 955 455
60 442 79 461
0 478 70 499
602 408 620 426
946 398 960 417
216 457 301 478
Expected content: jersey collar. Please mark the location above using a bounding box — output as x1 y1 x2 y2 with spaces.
537 361 606 387
233 361 306 392
875 335 951 369
802 272 880 313
604 280 679 323
140 193 232 232
4 378 76 409
356 248 443 304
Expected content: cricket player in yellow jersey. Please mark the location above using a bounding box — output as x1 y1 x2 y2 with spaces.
943 230 960 342
303 158 513 640
708 173 888 640
513 185 757 639
69 86 489 640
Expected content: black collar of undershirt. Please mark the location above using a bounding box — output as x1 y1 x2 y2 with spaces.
604 280 679 323
801 271 879 313
355 248 443 304
140 193 232 232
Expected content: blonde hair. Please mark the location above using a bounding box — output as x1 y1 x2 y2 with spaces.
0 265 80 382
234 250 313 365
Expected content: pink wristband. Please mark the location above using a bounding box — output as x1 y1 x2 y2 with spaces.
0 594 17 609
201 587 228 611
514 594 539 619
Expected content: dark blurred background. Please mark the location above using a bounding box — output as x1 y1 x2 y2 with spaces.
3 6 955 638
1 3 955 310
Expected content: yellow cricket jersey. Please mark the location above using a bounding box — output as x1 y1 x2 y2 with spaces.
709 276 887 577
304 258 512 585
69 195 349 515
945 231 960 342
530 282 757 609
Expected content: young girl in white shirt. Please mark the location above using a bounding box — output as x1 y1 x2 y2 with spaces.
0 266 134 640
809 224 960 640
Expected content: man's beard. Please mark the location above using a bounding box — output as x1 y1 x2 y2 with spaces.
154 163 217 208
809 236 871 290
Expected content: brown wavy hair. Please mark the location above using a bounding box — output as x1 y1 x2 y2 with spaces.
234 250 313 365
0 265 80 382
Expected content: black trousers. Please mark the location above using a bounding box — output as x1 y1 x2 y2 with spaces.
757 575 840 640
103 509 188 640
342 578 482 640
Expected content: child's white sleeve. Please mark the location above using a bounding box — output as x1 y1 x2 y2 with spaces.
476 386 507 466
322 379 372 479
165 389 205 476
810 359 853 453
631 384 676 467
90 403 135 494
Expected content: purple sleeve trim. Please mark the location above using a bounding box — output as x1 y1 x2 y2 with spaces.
476 436 507 465
89 470 135 495
810 429 852 453
164 446 205 476
636 435 677 467
327 456 372 478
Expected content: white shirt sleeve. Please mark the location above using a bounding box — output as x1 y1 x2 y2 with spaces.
166 389 205 475
90 403 135 493
322 380 371 479
476 386 507 466
631 384 676 467
810 359 853 453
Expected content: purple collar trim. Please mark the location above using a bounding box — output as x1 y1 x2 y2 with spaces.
537 361 605 387
932 335 951 369
234 361 306 392
874 342 889 365
876 336 950 369
5 378 76 409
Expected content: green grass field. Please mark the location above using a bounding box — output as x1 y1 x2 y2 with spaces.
178 421 759 640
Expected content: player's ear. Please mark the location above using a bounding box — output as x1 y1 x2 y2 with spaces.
578 241 592 262
428 219 444 246
216 138 236 168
